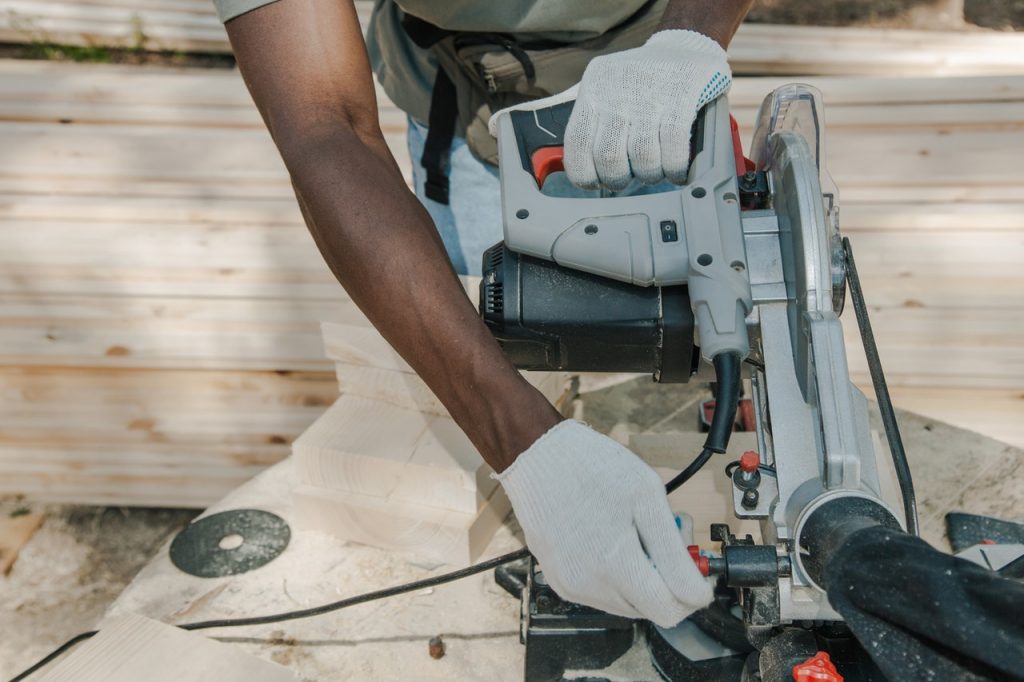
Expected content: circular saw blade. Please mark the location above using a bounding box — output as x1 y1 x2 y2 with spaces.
169 509 290 578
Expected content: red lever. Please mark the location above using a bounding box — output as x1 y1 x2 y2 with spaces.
793 652 843 682
531 146 564 187
687 545 710 577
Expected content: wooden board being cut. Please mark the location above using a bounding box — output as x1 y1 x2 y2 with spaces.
37 613 295 682
293 482 511 566
293 395 497 514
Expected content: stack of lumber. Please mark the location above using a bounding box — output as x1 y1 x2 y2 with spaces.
0 7 1021 507
292 281 572 564
3 0 1024 77
0 59 374 507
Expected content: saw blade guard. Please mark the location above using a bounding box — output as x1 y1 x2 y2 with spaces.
748 84 846 313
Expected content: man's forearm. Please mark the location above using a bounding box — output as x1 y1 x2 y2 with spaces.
658 0 754 47
283 129 561 471
224 0 560 473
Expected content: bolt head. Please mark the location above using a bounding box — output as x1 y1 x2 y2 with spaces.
741 488 760 509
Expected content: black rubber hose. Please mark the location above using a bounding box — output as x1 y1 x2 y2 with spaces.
665 351 743 494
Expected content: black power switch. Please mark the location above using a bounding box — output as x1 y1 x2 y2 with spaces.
660 220 679 243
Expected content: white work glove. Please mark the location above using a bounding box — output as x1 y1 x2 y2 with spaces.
495 420 713 627
489 30 731 190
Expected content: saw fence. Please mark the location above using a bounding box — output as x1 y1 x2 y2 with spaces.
0 1 1022 507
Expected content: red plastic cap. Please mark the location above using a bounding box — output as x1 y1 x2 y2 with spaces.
793 652 843 682
687 545 710 577
739 450 760 474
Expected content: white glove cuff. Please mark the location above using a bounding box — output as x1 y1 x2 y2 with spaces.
494 418 579 485
645 29 729 61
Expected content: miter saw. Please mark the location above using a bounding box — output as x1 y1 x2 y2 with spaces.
480 85 921 681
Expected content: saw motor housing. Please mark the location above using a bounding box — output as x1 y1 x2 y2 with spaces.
483 85 907 678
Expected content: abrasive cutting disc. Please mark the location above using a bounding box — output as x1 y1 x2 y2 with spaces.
169 509 291 578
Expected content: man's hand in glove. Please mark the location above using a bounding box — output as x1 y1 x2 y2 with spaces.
490 27 735 190
564 29 730 188
496 420 713 627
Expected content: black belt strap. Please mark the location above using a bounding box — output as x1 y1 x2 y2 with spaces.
421 68 457 205
402 13 457 205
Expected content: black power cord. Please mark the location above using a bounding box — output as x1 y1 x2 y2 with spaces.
666 351 743 494
843 237 919 536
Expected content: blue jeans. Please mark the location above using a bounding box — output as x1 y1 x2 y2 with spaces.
407 117 674 275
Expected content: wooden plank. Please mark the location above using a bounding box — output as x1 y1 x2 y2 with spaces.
3 124 1014 203
728 23 1024 76
0 122 413 190
0 123 1013 205
0 0 373 53
1 60 1017 113
849 275 1024 310
0 59 401 128
37 613 296 681
844 231 1024 278
843 307 1024 389
0 294 369 370
0 218 329 270
0 367 337 448
728 74 1024 106
293 482 511 566
0 217 345 298
0 513 43 574
864 385 1024 450
0 60 1018 134
841 203 1024 231
0 443 289 507
0 366 336 506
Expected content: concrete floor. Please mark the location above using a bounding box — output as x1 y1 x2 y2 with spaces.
2 377 1022 679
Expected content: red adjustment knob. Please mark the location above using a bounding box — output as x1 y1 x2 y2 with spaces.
739 450 760 474
793 652 843 682
687 545 710 577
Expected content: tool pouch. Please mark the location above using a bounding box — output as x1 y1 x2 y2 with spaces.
403 0 666 202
